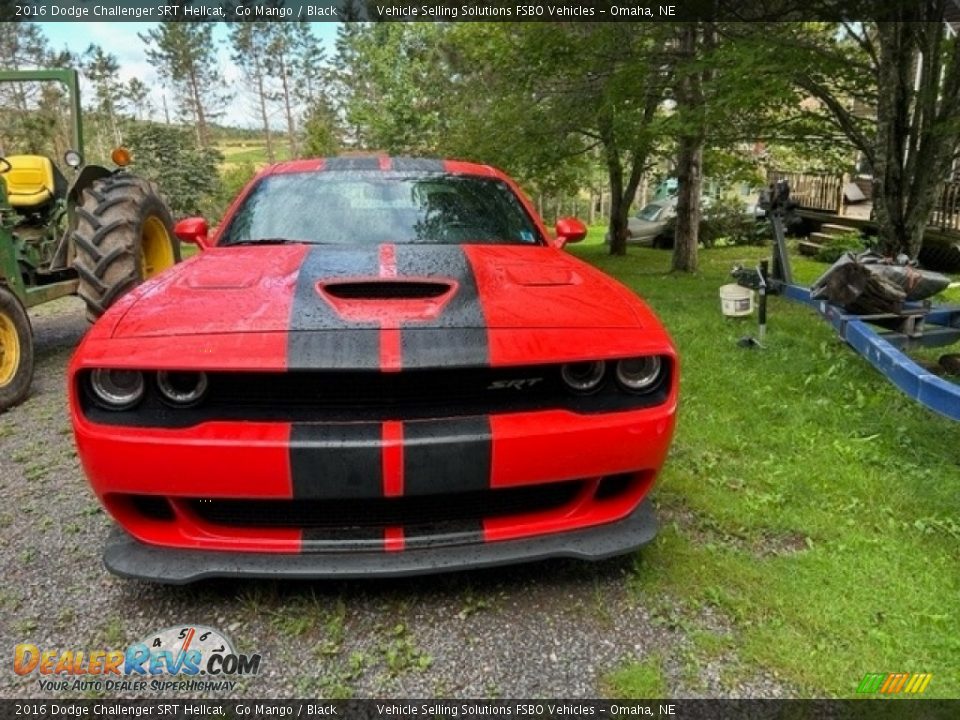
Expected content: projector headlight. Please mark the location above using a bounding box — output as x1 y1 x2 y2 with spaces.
89 369 145 410
615 357 663 393
156 370 208 407
560 361 606 394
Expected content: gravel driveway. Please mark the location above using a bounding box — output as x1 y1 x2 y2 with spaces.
0 297 788 700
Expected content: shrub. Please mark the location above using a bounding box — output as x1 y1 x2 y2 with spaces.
815 231 867 263
213 161 258 219
125 123 223 219
700 196 765 247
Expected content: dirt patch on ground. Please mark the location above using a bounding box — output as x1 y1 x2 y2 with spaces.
660 502 810 558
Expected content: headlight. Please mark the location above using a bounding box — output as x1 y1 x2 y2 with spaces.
89 369 145 410
64 149 83 168
156 371 208 407
560 361 606 393
615 357 663 393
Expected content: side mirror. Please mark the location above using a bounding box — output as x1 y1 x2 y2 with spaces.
554 217 588 248
174 217 210 249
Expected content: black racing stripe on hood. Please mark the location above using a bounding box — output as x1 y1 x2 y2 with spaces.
288 245 380 370
290 422 382 499
324 156 381 171
391 157 444 172
403 416 492 496
395 245 490 369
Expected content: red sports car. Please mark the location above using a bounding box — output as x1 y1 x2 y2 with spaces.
69 156 678 583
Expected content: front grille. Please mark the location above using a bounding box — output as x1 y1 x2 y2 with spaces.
185 480 584 529
79 361 672 428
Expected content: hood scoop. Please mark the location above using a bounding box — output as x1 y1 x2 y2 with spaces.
318 278 458 323
323 280 452 300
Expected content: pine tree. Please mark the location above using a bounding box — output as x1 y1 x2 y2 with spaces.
139 23 231 148
82 44 123 146
228 19 276 162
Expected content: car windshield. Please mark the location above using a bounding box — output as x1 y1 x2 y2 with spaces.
636 203 664 222
220 171 543 246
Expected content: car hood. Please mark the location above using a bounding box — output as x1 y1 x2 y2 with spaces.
112 244 652 338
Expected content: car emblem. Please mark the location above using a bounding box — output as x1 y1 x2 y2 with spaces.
487 378 544 390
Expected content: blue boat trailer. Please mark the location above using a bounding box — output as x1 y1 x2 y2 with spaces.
762 181 960 421
780 284 960 421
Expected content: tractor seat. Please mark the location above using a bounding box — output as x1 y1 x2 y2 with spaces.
2 155 63 209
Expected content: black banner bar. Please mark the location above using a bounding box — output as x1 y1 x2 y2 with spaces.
1 700 958 720
1 0 936 23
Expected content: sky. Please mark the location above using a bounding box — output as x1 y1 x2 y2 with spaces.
40 22 340 129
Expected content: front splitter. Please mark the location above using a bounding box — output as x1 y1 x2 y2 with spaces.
103 499 658 584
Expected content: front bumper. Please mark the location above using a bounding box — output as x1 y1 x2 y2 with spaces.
103 498 658 584
74 393 675 555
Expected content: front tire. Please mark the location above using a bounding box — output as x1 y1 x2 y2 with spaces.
0 287 34 412
72 173 179 321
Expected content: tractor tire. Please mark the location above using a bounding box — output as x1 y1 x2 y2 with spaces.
0 286 34 412
72 173 179 321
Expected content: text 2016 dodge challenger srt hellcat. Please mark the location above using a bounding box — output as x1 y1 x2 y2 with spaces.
69 156 678 583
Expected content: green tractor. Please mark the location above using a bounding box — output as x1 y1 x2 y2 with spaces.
0 68 179 411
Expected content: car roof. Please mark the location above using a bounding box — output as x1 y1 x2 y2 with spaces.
263 156 501 179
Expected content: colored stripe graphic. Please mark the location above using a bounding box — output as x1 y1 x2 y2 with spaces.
290 423 382 499
324 156 382 171
856 673 886 694
879 674 898 693
405 520 484 548
395 245 490 369
288 246 381 370
889 673 909 694
378 243 403 372
302 525 382 549
858 672 932 695
382 421 404 497
403 416 492 496
384 526 405 552
392 157 444 172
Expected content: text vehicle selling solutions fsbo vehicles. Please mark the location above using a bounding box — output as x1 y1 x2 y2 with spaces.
69 156 678 583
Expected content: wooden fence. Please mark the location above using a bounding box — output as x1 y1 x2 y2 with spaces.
767 170 960 235
766 170 844 213
932 181 960 233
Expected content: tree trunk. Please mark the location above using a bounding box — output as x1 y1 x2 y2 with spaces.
608 183 628 256
871 22 952 259
671 22 708 273
672 135 704 272
601 112 646 257
803 19 960 259
188 69 209 147
280 56 297 157
108 106 120 146
254 56 275 163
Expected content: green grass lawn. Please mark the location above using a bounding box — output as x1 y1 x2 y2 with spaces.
571 229 960 698
217 143 291 167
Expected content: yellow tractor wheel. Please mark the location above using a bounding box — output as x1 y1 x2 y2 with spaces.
72 173 179 321
0 287 34 412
